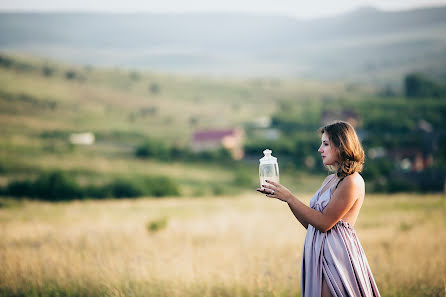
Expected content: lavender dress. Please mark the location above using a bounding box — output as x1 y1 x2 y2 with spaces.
301 177 380 297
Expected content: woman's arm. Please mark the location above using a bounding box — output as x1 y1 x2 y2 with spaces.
260 174 362 233
286 174 333 229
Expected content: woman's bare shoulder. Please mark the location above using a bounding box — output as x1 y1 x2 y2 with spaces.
341 172 365 192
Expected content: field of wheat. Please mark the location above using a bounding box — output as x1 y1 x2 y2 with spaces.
0 193 444 297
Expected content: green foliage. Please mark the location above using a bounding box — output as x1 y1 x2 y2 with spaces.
211 184 225 196
147 217 168 233
65 70 78 80
404 73 446 98
42 65 54 77
362 158 395 181
33 171 83 200
0 90 58 110
0 54 13 68
135 138 233 163
135 138 171 160
265 74 446 193
233 167 255 187
244 133 321 172
106 178 143 198
5 171 82 201
2 171 180 200
83 184 111 199
149 82 160 94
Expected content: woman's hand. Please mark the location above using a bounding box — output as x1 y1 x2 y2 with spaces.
256 180 293 203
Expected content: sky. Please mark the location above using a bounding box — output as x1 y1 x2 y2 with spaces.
1 0 446 19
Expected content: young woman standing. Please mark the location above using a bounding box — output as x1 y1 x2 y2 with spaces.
257 121 380 297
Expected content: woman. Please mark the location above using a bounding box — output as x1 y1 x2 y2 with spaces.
257 121 380 297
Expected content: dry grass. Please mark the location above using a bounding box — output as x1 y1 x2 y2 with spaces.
0 193 444 297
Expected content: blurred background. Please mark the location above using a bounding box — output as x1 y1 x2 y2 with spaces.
0 1 445 296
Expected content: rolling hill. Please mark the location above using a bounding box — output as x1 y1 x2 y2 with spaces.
1 6 446 84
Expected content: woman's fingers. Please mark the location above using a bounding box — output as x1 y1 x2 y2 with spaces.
261 186 276 195
265 179 278 186
257 186 275 195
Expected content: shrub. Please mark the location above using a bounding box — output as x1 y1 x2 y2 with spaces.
143 176 180 197
0 55 13 68
404 73 446 98
103 176 180 198
2 171 181 200
135 138 171 161
211 184 225 196
5 171 82 201
42 66 54 77
32 171 83 201
5 180 34 197
149 83 160 94
106 178 143 198
83 184 111 199
147 217 168 233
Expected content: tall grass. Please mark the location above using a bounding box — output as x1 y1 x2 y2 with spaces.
0 194 444 296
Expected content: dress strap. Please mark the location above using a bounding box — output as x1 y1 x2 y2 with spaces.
322 174 337 188
319 175 337 196
335 177 345 189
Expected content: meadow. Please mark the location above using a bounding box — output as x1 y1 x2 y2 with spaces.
1 53 445 297
0 193 444 297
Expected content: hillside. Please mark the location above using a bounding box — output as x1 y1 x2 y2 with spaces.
1 6 446 83
0 54 346 196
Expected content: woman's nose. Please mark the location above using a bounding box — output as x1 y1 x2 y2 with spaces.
318 146 323 153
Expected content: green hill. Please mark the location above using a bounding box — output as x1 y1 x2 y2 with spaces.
1 53 344 197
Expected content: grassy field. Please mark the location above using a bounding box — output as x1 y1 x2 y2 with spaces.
0 193 444 297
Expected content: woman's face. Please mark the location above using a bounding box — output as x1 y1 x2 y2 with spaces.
318 133 339 167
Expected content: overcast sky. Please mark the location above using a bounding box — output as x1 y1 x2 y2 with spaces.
1 0 446 19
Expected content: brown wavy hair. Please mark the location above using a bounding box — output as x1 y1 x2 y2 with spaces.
320 121 365 178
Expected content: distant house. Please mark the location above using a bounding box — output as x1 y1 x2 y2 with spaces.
390 147 434 173
191 128 244 160
69 132 95 145
250 116 280 140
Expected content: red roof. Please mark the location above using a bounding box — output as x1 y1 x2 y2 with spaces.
193 129 236 141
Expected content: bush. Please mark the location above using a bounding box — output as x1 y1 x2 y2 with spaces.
135 138 233 163
0 55 13 68
83 184 111 199
42 66 54 77
149 83 160 94
106 178 143 198
147 217 168 233
2 172 181 200
101 176 180 198
404 73 446 98
5 171 82 201
65 70 77 80
33 171 83 201
5 180 34 197
143 176 180 197
135 138 171 161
